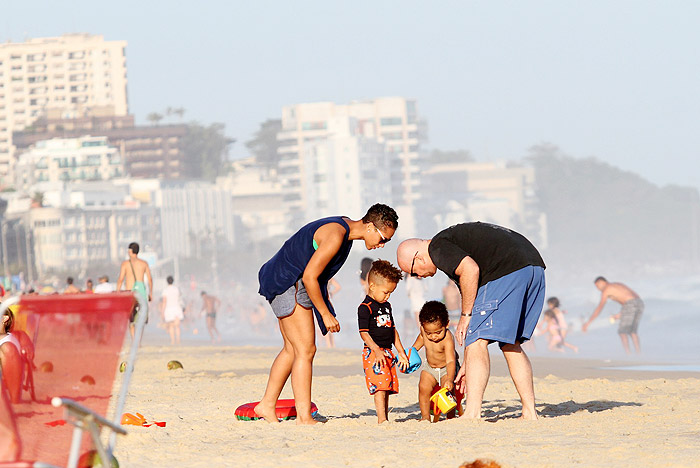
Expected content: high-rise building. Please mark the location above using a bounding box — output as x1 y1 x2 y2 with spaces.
278 97 423 229
0 33 128 180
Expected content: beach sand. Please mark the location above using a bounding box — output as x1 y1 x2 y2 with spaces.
112 345 700 468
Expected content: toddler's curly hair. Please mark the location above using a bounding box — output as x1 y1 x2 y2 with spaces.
367 259 403 285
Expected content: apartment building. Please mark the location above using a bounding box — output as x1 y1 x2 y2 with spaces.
154 181 236 258
27 203 160 277
13 114 189 179
423 161 547 246
217 157 287 243
277 97 423 229
14 135 124 191
0 33 128 180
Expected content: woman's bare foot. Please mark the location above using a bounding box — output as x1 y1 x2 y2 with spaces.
253 401 280 423
296 416 319 425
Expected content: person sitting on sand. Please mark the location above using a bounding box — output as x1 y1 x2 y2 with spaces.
255 204 398 425
546 297 569 339
583 277 644 354
0 375 21 461
542 309 578 353
0 309 22 403
358 260 409 424
411 300 460 422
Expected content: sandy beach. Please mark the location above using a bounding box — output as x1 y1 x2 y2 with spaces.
110 344 700 468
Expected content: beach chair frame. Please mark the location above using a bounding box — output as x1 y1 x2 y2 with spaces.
0 291 148 468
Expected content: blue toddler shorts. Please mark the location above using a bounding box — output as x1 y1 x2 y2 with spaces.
464 265 546 348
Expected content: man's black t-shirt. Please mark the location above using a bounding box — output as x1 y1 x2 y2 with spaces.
357 296 395 349
428 222 546 288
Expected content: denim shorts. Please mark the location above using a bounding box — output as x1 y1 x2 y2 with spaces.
464 265 546 348
268 280 313 318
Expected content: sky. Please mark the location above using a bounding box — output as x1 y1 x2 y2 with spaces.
3 0 700 189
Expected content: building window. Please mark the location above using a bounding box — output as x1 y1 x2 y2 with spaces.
380 117 402 126
301 121 327 131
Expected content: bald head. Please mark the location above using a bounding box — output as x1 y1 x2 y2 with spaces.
396 238 436 277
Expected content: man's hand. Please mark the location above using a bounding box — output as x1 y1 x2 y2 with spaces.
455 315 469 347
321 312 340 333
582 321 590 332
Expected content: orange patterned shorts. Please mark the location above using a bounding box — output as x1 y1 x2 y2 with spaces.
362 347 399 395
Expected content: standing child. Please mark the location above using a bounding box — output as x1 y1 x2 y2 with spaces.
358 260 409 424
411 300 459 422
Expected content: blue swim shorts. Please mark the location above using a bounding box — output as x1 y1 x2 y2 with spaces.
464 265 546 348
268 280 313 318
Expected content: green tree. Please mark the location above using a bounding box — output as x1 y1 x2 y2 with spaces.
246 119 282 173
182 122 235 181
527 143 700 270
146 112 163 126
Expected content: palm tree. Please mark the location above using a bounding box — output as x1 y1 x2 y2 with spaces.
146 112 164 126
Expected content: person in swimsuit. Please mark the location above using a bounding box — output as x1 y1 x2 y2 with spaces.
117 242 153 339
255 204 398 425
411 300 459 421
200 291 221 343
583 277 644 354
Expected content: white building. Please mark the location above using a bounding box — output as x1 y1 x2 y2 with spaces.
14 135 124 191
0 33 128 180
278 97 423 231
217 157 287 242
28 203 160 277
424 161 547 246
300 116 392 222
154 182 236 258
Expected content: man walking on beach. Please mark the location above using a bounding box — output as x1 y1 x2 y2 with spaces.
200 291 221 343
397 222 546 420
117 242 153 339
583 277 643 354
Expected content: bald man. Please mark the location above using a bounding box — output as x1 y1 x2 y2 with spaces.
397 222 546 420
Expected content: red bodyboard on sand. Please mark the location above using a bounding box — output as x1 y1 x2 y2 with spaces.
234 399 318 421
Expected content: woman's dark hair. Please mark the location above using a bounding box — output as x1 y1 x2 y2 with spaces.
2 309 14 333
546 297 560 308
362 204 398 230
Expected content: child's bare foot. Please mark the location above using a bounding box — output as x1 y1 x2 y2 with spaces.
419 418 431 424
253 401 279 423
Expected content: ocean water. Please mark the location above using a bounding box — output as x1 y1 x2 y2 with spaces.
142 266 700 370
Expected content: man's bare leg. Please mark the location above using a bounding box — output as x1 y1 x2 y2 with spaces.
254 315 296 422
630 332 641 353
502 342 538 420
463 339 490 418
619 333 631 354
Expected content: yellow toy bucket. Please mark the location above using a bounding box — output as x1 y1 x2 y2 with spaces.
430 387 457 414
